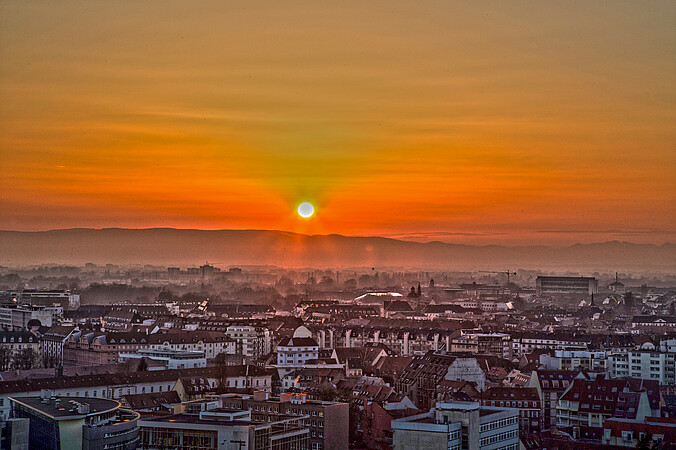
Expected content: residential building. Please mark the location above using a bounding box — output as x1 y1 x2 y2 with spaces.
41 325 78 368
396 351 487 411
541 350 609 373
555 375 658 436
512 332 589 358
480 387 541 435
527 370 587 430
276 327 319 366
601 417 676 448
226 325 271 359
609 348 676 385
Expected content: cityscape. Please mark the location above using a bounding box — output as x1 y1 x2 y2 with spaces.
1 1 675 450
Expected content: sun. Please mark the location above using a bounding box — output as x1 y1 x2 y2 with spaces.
297 202 314 218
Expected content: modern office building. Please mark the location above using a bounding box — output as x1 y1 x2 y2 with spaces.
9 395 139 450
392 401 519 450
535 276 598 296
138 407 309 450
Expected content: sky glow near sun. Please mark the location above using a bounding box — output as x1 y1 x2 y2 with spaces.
0 1 674 245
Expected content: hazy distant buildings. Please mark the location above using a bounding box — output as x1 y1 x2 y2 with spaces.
535 276 598 296
11 290 79 310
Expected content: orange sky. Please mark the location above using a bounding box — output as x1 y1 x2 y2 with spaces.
1 1 674 246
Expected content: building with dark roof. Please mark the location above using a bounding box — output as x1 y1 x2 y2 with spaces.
527 369 589 430
556 375 658 435
481 387 542 435
601 417 676 448
10 395 139 450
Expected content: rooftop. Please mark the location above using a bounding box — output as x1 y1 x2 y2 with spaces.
10 396 120 419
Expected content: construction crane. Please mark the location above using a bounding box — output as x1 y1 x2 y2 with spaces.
479 270 517 287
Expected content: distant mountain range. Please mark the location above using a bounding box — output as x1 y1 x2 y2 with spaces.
1 228 674 271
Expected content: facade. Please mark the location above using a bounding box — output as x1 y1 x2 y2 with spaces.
119 348 207 369
527 370 585 430
42 325 78 368
10 395 139 450
226 326 271 359
13 290 80 310
512 332 589 358
535 276 598 296
139 409 308 450
609 348 676 385
601 417 676 448
480 387 541 435
541 350 608 373
392 401 519 450
277 337 319 366
0 305 62 330
147 331 235 359
555 376 657 435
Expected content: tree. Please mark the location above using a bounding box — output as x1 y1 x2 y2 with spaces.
0 347 12 371
316 383 338 402
13 348 37 370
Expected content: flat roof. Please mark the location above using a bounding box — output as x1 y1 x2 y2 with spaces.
10 396 119 419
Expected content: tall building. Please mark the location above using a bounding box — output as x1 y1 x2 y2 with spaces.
10 395 139 450
535 276 598 296
392 401 519 450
